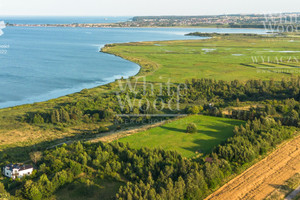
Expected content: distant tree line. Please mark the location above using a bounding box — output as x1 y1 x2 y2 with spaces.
186 32 262 37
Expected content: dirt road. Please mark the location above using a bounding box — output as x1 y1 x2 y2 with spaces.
205 135 300 200
285 184 300 200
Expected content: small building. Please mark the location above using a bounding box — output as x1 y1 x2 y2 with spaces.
2 164 33 179
205 157 213 163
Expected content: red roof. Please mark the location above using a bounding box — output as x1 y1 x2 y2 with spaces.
205 157 213 163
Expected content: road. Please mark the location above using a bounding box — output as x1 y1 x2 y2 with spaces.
285 185 300 200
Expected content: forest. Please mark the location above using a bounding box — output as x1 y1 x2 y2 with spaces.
2 76 300 199
25 77 300 129
0 116 295 200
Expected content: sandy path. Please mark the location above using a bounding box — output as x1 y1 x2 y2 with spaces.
205 135 300 200
89 120 167 143
285 184 300 200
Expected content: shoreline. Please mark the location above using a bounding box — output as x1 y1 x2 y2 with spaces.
0 35 213 110
0 42 148 110
0 30 266 111
0 50 142 110
7 23 267 30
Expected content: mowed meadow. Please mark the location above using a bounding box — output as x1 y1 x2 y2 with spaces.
118 115 244 158
103 34 300 83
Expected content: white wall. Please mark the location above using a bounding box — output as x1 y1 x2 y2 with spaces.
18 169 33 178
3 167 33 179
3 168 12 178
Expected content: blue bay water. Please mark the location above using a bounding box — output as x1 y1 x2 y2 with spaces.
0 17 267 108
1 16 132 24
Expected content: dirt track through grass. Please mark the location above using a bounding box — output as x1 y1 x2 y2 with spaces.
205 134 300 200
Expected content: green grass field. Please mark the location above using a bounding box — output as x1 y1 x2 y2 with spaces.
118 115 244 158
103 34 300 83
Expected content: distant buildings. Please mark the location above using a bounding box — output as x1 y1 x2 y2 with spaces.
2 164 33 179
7 13 300 29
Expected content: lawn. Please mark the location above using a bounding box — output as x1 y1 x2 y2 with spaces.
118 115 244 158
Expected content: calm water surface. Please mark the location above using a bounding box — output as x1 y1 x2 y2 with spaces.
0 17 267 108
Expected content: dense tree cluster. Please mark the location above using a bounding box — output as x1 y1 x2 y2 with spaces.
7 141 226 200
230 98 300 127
1 76 297 200
11 77 300 199
3 112 294 199
185 78 300 103
25 77 300 129
216 117 292 164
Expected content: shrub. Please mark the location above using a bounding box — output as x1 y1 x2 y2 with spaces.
33 114 44 124
98 126 109 133
186 123 197 133
187 106 201 114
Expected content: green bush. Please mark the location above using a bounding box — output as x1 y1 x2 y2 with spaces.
187 106 199 114
98 126 109 133
186 123 197 133
33 114 44 124
187 106 203 114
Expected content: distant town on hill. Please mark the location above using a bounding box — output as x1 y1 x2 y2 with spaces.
7 13 300 30
126 13 300 28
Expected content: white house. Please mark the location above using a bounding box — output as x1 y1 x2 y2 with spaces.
2 164 33 179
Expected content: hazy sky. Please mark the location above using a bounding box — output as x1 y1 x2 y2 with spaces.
1 0 300 16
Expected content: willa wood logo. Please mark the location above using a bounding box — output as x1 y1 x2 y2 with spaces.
0 21 6 36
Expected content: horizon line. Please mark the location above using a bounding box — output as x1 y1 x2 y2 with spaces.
1 12 300 17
